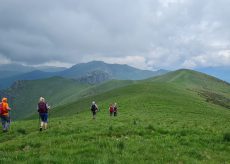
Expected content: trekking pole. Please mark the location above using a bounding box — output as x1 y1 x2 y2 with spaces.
38 113 40 130
9 96 15 132
48 108 50 129
9 98 13 129
8 110 11 132
48 104 51 129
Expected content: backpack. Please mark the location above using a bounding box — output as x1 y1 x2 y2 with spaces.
38 102 48 113
109 106 114 112
0 102 3 115
114 106 117 112
91 104 97 112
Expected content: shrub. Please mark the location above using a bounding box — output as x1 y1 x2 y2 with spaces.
117 141 125 151
223 132 230 142
17 128 27 135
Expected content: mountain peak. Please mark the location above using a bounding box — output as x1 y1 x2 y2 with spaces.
61 61 165 80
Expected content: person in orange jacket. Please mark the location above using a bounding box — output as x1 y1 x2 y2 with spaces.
0 97 12 132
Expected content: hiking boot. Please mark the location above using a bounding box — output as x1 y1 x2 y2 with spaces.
39 127 42 131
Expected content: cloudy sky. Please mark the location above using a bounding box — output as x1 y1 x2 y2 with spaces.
0 0 230 70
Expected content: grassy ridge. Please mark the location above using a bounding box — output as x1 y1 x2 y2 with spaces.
0 80 230 163
149 69 230 94
149 69 230 109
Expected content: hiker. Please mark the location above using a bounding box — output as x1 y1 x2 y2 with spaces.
91 101 98 119
109 104 114 116
37 97 50 131
113 103 118 116
0 97 12 132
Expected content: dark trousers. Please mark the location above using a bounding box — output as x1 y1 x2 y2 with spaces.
1 115 10 131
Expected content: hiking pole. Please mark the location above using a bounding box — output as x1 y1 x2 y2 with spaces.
48 104 51 129
38 113 41 130
9 97 13 131
8 110 11 132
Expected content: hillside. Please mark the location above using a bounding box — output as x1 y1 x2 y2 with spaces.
0 77 135 120
50 69 230 118
149 69 230 88
148 69 230 109
0 70 230 163
0 77 90 119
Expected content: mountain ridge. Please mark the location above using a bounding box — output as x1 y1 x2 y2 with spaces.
0 61 168 89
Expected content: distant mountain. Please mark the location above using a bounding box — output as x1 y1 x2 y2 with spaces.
0 63 66 77
0 64 35 79
0 70 56 89
0 63 67 73
0 63 35 72
0 61 168 89
196 66 230 83
0 63 67 89
35 66 67 72
58 61 168 80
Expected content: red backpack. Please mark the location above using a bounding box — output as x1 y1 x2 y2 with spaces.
0 102 3 115
109 106 114 112
38 102 48 113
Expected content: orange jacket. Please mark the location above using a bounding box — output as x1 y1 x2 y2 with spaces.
1 98 11 116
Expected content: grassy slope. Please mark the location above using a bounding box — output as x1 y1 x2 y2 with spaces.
6 77 90 119
6 77 134 120
149 69 230 109
0 70 230 163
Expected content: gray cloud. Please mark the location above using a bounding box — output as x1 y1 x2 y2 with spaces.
0 0 230 69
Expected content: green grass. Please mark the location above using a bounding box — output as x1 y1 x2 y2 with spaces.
5 77 90 119
5 77 134 120
0 80 230 163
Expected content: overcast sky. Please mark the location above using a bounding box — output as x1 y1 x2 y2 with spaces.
0 0 230 70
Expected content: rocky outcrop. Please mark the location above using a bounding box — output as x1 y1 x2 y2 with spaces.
77 70 111 84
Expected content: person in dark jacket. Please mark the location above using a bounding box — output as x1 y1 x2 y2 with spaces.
37 97 50 131
113 102 118 116
91 101 98 119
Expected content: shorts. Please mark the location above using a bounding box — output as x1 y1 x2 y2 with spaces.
40 113 48 123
